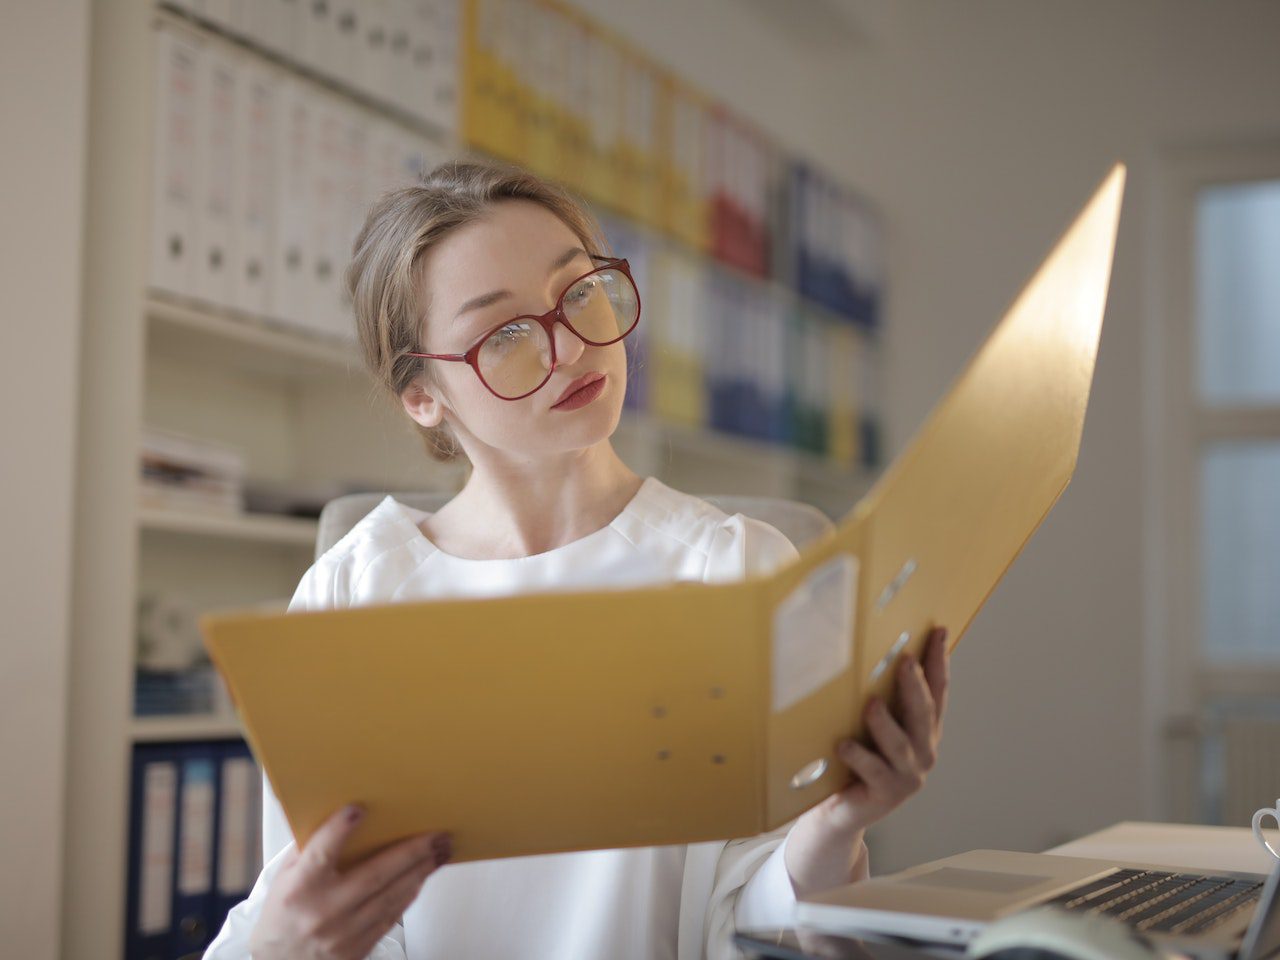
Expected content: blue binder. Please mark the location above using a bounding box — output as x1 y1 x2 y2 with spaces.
126 738 261 960
172 751 218 955
125 744 180 960
212 740 262 926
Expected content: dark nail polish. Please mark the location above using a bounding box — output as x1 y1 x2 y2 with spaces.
433 834 453 865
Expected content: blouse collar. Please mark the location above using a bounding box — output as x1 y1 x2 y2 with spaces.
376 474 663 565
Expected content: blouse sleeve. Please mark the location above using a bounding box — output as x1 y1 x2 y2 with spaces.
203 554 410 960
696 513 805 956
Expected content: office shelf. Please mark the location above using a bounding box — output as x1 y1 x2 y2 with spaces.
146 293 360 380
138 506 320 546
131 713 243 743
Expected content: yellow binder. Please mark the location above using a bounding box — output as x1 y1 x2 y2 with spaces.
202 165 1126 869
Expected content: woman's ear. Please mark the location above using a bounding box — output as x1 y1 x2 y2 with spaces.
400 375 448 430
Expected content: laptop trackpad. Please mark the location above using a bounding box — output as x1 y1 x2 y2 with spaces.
903 868 1052 894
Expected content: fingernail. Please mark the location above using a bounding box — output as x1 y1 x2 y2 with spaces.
345 804 364 824
432 833 453 865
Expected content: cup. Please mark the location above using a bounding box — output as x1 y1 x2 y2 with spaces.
1253 800 1280 861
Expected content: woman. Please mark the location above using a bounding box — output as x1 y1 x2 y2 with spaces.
205 158 950 960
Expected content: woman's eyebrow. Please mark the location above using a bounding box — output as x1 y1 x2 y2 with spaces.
451 246 588 322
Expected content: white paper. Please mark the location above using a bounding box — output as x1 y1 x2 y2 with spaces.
771 553 857 713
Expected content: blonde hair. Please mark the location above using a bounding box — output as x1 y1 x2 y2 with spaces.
345 157 610 463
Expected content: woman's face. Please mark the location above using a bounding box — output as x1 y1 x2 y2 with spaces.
402 199 630 465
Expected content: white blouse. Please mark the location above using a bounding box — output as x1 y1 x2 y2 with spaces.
205 475 802 960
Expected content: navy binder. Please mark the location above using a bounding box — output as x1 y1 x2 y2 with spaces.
172 750 218 955
213 740 262 925
126 738 261 960
125 744 180 960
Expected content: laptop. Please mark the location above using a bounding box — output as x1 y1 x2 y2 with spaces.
795 849 1280 960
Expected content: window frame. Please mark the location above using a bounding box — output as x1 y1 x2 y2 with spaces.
1146 140 1280 822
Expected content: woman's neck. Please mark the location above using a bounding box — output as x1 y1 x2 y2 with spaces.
418 443 644 561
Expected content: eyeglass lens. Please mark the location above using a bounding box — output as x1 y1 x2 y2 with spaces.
477 267 639 399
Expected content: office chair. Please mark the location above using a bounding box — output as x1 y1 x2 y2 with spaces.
316 489 834 561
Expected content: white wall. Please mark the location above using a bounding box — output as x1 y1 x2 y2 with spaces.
0 1 90 955
590 0 1280 871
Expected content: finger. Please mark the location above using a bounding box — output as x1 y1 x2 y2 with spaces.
296 803 366 880
925 627 951 724
333 840 447 950
897 657 938 767
864 696 919 776
837 737 895 791
327 831 450 917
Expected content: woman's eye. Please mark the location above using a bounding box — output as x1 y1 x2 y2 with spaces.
490 322 530 345
565 278 598 304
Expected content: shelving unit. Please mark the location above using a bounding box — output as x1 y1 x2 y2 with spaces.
68 3 882 957
150 287 874 516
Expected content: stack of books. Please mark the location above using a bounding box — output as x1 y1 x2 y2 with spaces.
139 427 246 516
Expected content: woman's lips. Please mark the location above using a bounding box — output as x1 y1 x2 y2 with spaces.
551 373 606 410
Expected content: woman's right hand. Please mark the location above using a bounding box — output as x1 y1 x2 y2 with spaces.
249 804 451 960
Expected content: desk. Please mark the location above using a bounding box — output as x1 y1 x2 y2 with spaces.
735 821 1273 960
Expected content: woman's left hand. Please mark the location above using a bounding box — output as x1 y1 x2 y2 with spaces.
784 626 951 896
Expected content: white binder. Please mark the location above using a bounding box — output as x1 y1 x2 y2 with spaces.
308 89 347 339
356 0 395 104
230 57 274 318
200 0 238 34
150 25 202 300
298 0 334 77
365 117 399 202
387 0 417 118
332 0 363 90
252 0 296 60
267 75 314 333
334 104 370 343
433 0 461 134
193 43 238 310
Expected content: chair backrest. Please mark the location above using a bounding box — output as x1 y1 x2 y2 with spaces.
315 490 834 562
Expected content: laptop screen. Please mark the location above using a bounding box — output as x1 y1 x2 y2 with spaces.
1241 861 1280 960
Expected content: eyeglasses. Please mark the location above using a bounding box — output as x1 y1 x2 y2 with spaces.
405 255 641 401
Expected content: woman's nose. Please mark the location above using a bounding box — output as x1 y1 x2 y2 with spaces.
551 317 587 366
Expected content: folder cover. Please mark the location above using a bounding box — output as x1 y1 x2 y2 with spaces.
203 165 1126 869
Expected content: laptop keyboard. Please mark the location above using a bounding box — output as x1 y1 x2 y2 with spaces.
1042 868 1264 935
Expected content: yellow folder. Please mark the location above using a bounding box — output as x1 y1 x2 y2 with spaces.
202 165 1126 869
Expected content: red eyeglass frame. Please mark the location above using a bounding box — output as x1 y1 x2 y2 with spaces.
404 254 641 402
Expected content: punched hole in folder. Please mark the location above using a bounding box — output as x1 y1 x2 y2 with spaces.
790 758 828 789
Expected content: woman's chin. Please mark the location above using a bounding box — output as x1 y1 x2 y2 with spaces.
545 396 624 443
